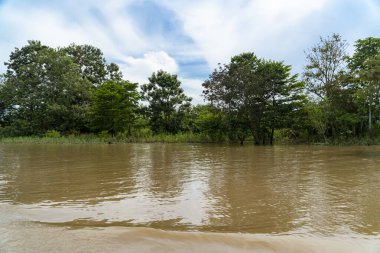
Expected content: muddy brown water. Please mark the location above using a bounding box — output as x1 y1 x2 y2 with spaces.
0 143 379 252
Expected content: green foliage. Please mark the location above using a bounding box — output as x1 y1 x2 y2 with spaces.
203 52 305 144
302 34 359 140
303 33 348 100
141 70 192 134
89 80 139 135
0 41 92 136
98 130 110 139
44 130 61 138
348 37 380 73
348 37 380 139
0 41 129 137
0 75 6 125
192 104 227 142
304 101 327 140
62 44 123 85
3 37 380 145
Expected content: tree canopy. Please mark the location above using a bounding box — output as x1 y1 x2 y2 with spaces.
141 70 192 134
203 52 305 144
89 80 139 135
0 41 92 135
63 44 123 85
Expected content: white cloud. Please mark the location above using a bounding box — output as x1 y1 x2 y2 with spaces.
119 51 179 84
119 52 203 103
179 78 204 104
0 0 150 71
160 0 328 69
1 0 380 104
0 0 193 100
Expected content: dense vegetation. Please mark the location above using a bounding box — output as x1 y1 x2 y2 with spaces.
1 34 380 144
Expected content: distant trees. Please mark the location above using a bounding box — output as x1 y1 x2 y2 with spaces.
1 36 380 144
141 70 192 134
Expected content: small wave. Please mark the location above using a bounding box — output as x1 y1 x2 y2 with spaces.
2 224 379 253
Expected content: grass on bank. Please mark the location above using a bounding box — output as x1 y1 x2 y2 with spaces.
0 129 379 145
0 130 222 144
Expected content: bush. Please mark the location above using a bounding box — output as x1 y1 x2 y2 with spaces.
98 130 110 139
44 130 61 138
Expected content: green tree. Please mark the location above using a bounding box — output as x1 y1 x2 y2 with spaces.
0 41 91 136
203 52 305 144
302 34 349 139
0 75 6 126
63 44 123 85
89 80 139 135
203 53 261 144
303 33 348 100
304 101 328 141
141 70 192 134
260 60 305 144
348 37 380 73
348 37 380 138
192 104 227 142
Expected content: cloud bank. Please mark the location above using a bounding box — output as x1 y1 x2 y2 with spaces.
1 0 380 103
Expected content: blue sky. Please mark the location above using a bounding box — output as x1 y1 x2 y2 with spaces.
1 0 380 103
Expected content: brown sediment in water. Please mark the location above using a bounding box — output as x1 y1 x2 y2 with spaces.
1 143 380 252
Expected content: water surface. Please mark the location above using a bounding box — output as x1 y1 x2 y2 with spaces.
0 143 379 252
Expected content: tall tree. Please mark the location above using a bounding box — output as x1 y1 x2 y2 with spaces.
203 53 261 144
62 44 123 86
261 60 305 144
0 75 6 126
302 34 348 139
203 52 305 145
348 37 380 138
141 70 192 134
303 33 348 100
89 80 139 135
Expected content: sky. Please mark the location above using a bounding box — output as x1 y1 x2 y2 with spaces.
1 0 380 103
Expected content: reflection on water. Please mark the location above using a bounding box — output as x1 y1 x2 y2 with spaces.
0 143 380 252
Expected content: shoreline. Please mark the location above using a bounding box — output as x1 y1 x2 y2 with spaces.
0 135 378 146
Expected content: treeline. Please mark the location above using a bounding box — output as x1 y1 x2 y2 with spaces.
0 34 380 144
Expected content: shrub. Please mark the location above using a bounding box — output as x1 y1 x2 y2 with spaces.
44 130 61 138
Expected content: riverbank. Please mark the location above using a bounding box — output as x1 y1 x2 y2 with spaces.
0 134 378 145
0 133 217 144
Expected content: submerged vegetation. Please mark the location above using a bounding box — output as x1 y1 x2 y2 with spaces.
1 34 380 145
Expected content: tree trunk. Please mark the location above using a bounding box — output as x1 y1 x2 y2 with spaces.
368 103 372 139
270 127 275 145
331 124 336 140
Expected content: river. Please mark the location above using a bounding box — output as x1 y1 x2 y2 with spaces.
0 143 379 252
